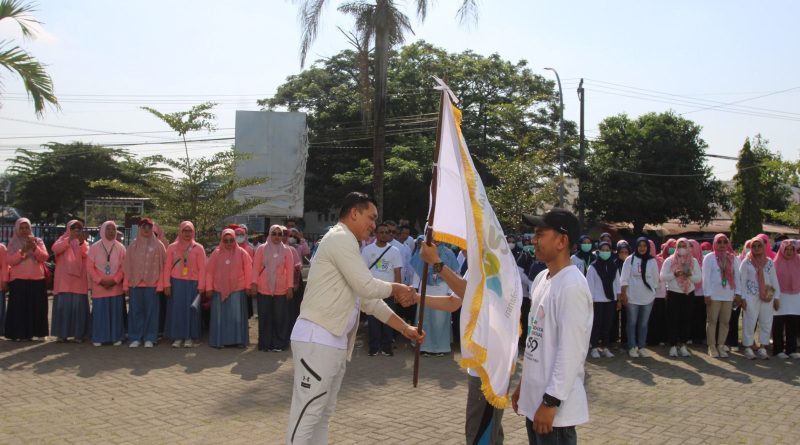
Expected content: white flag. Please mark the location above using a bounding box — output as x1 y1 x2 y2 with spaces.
430 78 523 408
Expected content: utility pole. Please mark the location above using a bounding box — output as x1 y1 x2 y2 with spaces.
544 67 565 208
577 78 585 226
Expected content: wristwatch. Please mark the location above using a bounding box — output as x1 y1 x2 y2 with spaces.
432 262 444 273
542 393 561 408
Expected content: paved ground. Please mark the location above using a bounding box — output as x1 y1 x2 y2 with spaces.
1 318 799 444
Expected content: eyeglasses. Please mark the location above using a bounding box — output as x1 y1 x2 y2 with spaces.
222 238 235 244
270 232 282 236
716 240 728 244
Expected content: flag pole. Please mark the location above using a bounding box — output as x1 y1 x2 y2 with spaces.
413 82 447 388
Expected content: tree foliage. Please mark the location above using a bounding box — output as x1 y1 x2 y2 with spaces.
730 138 764 247
0 0 58 116
141 101 218 166
581 111 729 235
7 143 161 221
750 134 797 221
262 41 570 227
92 150 267 245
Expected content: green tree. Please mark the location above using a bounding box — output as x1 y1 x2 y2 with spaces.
750 134 797 221
582 112 728 235
93 150 267 245
295 0 478 219
730 138 764 247
141 102 217 167
7 143 159 221
263 41 568 226
0 0 58 116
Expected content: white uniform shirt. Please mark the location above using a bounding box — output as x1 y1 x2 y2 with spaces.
701 253 742 301
586 263 621 303
739 258 781 303
519 266 592 427
660 256 702 294
620 255 659 305
361 242 402 283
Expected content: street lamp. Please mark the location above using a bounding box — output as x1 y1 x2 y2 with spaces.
544 67 565 208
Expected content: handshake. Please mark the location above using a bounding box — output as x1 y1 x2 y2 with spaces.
391 283 420 307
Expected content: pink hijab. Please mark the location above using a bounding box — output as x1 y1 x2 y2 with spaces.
688 239 704 292
660 239 677 260
756 233 776 259
174 221 200 250
56 220 85 277
746 237 770 302
739 239 752 261
263 224 292 286
7 218 36 255
124 221 166 286
90 221 124 274
712 233 736 290
152 222 168 247
774 239 800 294
208 228 248 301
648 240 664 271
669 237 695 293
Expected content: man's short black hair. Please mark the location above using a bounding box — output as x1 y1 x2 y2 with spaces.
383 219 397 227
376 222 389 230
339 192 377 219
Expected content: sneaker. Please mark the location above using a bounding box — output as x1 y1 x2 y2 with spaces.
679 345 690 357
381 351 394 357
113 341 122 346
271 348 284 352
686 340 693 345
718 346 729 358
719 345 730 353
743 347 756 359
435 352 446 357
93 342 102 347
708 345 719 358
144 341 154 348
602 348 615 358
790 353 800 359
184 339 194 348
590 348 601 359
729 346 739 353
368 351 378 356
668 346 678 357
638 348 652 358
628 347 639 358
129 341 141 348
172 340 182 348
756 348 769 360
776 352 789 359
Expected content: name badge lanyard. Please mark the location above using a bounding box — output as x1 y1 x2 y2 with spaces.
181 245 192 277
102 242 115 275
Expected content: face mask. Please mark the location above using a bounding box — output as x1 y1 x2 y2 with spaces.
677 247 688 256
580 243 592 253
235 235 246 244
523 245 534 255
598 251 612 260
508 242 515 250
288 238 297 245
668 247 675 255
702 250 711 256
516 241 523 249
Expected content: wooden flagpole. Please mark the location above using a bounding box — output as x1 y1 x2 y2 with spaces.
413 82 447 388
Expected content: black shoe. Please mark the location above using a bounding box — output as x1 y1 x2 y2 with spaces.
381 350 394 357
368 351 378 356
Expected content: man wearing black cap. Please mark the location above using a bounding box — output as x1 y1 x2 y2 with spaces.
512 208 593 445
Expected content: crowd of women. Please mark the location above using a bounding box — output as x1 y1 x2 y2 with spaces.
0 218 309 351
566 232 800 360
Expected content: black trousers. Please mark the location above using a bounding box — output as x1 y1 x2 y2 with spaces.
647 298 668 345
691 294 707 343
5 279 48 340
525 419 577 445
367 297 395 354
667 290 694 346
591 301 616 348
725 304 742 346
256 294 288 351
772 314 800 355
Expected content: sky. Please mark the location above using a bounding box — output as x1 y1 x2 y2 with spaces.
0 0 798 180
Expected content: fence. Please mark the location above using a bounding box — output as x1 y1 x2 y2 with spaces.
0 224 134 253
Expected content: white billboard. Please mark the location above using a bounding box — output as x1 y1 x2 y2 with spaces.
234 111 308 217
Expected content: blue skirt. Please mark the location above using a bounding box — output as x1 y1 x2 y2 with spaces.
91 296 125 343
51 292 90 339
418 305 452 353
165 278 201 340
209 291 249 348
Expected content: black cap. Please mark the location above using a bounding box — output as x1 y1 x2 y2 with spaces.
522 208 580 246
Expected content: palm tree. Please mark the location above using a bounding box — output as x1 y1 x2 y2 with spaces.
295 0 477 219
0 0 58 117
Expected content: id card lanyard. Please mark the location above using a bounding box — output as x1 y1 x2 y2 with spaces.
102 242 115 275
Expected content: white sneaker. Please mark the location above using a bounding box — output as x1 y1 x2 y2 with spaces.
638 348 652 358
743 347 756 359
776 352 789 359
668 346 678 357
93 342 102 347
129 341 141 348
679 345 690 357
730 346 739 353
717 346 729 358
603 348 615 358
629 347 639 358
756 348 769 360
708 345 718 358
686 340 693 345
113 340 122 346
790 352 800 359
719 345 730 353
590 348 601 359
144 341 154 348
183 339 194 348
172 340 182 348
